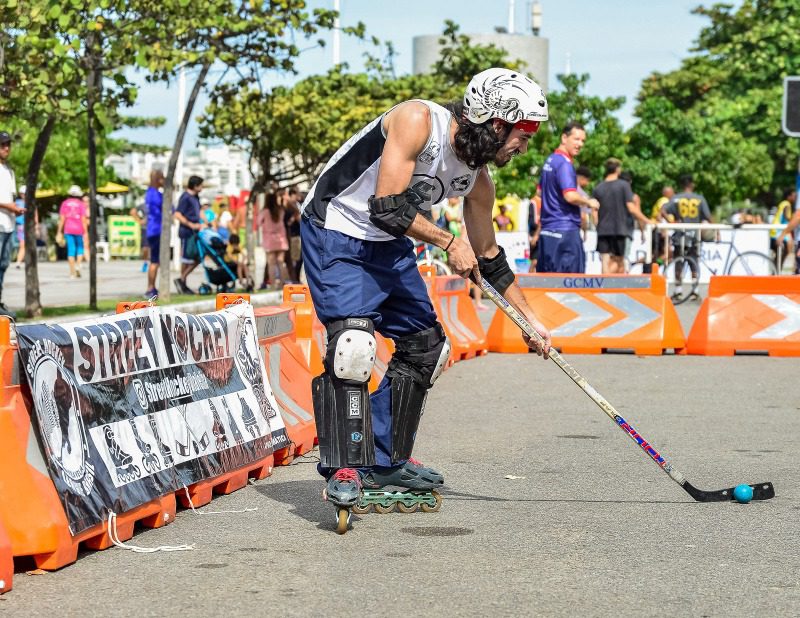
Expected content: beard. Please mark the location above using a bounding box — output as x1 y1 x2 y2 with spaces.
492 124 515 168
494 149 517 168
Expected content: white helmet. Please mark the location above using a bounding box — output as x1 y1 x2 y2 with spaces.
463 68 548 130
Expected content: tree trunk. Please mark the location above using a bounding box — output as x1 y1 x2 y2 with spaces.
22 115 56 318
87 55 100 310
159 61 211 301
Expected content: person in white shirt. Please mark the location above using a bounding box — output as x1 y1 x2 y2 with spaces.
299 68 553 519
0 131 25 318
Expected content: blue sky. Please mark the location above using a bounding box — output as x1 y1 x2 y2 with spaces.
116 0 709 148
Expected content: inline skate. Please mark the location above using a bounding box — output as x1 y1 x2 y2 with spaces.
322 468 363 534
353 458 443 514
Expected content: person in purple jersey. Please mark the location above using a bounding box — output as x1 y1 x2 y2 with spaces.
537 122 599 273
143 169 164 298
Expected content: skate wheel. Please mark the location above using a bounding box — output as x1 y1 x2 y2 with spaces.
336 508 350 534
397 501 419 513
374 502 396 514
352 502 372 515
421 490 442 513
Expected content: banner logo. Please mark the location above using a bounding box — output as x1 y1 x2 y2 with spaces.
28 345 95 496
348 392 361 417
133 378 148 410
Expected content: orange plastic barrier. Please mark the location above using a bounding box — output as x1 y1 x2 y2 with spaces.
281 284 395 391
254 305 316 466
487 272 685 355
216 292 251 310
0 314 176 571
282 285 325 378
686 276 800 356
116 300 155 313
427 275 488 361
0 520 11 594
173 295 273 507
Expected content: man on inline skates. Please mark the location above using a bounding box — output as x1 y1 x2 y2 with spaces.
299 68 553 531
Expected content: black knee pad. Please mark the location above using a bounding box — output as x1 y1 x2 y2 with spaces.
312 317 377 468
386 324 450 462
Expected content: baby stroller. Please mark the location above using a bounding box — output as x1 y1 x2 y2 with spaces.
195 228 239 295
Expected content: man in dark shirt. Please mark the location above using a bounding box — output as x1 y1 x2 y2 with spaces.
173 175 204 294
661 174 712 299
593 159 651 273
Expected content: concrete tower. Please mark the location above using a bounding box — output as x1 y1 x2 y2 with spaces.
412 1 549 91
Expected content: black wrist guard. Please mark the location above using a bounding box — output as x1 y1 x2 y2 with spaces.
477 247 515 294
368 190 422 237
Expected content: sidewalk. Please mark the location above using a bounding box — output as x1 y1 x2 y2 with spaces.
5 251 278 323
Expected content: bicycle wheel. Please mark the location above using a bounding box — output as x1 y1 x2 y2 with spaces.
663 257 699 305
727 251 778 276
416 256 452 276
430 258 452 276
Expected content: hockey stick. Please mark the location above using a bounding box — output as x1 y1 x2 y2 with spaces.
478 277 775 502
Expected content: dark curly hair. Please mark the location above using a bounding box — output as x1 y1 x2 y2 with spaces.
444 101 511 170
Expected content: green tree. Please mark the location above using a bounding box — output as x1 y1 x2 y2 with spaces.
2 0 155 313
492 73 626 198
631 0 800 207
625 96 771 210
144 2 356 300
200 21 528 192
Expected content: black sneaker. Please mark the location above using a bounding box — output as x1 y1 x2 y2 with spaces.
174 278 193 294
0 303 16 320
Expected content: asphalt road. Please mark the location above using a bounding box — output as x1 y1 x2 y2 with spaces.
1 295 797 616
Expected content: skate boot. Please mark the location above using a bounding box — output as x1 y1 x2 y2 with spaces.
354 459 443 515
322 468 363 534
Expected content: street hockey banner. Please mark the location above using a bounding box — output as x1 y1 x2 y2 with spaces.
16 302 288 534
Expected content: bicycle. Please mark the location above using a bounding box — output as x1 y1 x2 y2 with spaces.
414 241 452 276
662 225 777 305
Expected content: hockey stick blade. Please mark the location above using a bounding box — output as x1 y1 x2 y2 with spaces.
476 276 777 503
683 480 775 502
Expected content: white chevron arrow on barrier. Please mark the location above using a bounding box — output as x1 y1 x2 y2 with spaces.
751 295 800 339
547 293 611 337
593 294 660 338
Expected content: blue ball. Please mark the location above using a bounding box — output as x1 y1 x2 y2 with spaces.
733 484 754 504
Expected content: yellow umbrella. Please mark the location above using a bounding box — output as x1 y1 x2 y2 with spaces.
33 188 56 198
97 181 129 194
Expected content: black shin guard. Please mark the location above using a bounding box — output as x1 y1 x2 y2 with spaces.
386 323 450 464
390 376 428 462
312 374 375 469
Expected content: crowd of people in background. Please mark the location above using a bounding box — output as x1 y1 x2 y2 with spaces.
1 121 798 316
522 121 800 277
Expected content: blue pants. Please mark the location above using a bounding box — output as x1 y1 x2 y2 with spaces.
537 228 585 273
0 231 13 295
300 218 438 469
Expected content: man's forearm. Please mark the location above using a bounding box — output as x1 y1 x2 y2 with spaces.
503 280 539 323
407 213 455 249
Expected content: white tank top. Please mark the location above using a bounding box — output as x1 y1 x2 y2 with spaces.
301 100 479 241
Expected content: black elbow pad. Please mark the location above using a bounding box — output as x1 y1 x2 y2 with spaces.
368 190 421 237
477 247 515 294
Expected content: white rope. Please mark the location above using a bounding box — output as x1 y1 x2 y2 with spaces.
107 510 194 553
182 485 258 515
